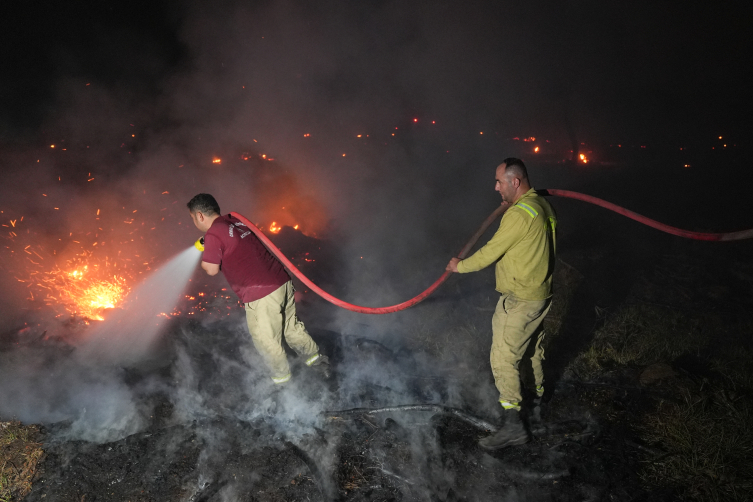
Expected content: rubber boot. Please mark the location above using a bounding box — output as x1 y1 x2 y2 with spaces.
309 354 332 379
479 409 529 450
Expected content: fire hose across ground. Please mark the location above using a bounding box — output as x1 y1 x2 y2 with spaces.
229 189 753 315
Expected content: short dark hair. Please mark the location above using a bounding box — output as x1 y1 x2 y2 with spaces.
501 157 529 181
187 193 221 215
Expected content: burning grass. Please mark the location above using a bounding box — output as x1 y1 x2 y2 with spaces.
40 259 129 321
0 422 43 502
5 220 140 322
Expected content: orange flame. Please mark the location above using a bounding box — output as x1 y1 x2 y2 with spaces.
269 222 281 234
45 263 129 320
579 153 589 164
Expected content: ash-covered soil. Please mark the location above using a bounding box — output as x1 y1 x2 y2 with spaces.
5 173 753 501
11 300 655 502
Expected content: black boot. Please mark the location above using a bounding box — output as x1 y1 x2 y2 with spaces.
309 354 331 379
479 409 529 450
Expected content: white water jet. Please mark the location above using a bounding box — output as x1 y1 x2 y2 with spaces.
79 246 202 366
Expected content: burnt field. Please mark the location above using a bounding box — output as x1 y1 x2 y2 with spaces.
3 201 753 501
3 0 753 498
2 148 753 501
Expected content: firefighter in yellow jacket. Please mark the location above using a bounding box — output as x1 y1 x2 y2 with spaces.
447 157 556 450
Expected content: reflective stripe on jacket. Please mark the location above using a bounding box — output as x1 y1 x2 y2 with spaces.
457 188 557 300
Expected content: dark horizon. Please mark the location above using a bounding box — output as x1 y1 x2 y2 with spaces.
3 1 752 140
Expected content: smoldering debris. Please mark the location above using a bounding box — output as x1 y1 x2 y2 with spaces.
0 231 657 501
0 330 146 444
324 404 499 432
0 291 649 502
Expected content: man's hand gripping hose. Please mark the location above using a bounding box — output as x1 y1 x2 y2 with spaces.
229 189 753 315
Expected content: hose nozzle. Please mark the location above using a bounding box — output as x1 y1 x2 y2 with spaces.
194 236 205 252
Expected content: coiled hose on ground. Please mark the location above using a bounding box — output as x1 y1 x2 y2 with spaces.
229 189 753 315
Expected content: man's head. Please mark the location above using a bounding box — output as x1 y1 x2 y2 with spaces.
187 193 221 232
495 158 531 204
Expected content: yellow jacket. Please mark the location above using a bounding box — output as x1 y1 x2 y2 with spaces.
457 188 557 300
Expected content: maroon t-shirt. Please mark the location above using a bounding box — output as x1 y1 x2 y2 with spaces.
202 214 289 303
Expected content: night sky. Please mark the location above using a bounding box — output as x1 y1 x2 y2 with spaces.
1 0 752 325
3 1 751 142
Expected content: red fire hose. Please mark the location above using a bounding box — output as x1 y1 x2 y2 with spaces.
540 189 753 241
230 189 753 314
230 204 507 314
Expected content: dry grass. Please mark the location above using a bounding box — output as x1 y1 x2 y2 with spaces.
0 421 43 501
542 259 583 343
567 303 711 381
639 385 753 501
709 325 753 392
565 298 753 501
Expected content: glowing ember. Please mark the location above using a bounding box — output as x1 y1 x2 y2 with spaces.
44 262 129 320
269 221 281 233
6 218 138 321
212 158 222 164
534 146 540 153
579 153 589 164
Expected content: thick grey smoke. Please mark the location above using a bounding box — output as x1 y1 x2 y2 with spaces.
0 344 144 443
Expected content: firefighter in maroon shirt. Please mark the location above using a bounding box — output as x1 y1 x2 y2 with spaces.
188 193 329 384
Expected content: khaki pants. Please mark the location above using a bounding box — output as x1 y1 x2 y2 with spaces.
244 281 319 383
490 293 551 406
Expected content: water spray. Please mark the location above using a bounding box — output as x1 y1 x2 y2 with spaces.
78 245 202 365
211 189 753 315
